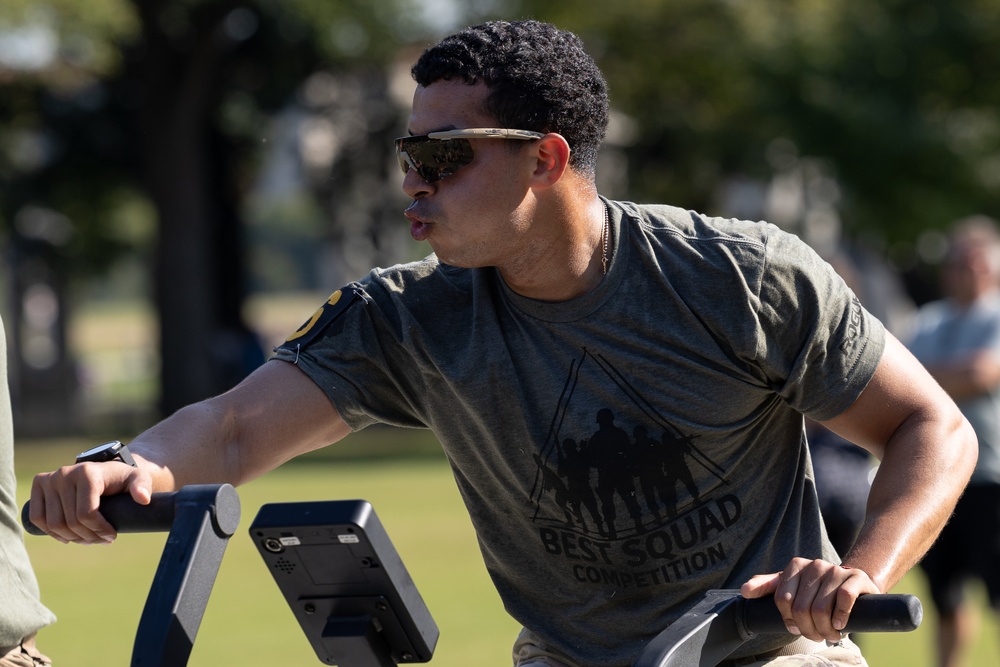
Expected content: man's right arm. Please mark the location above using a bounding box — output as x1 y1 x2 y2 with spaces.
30 359 350 544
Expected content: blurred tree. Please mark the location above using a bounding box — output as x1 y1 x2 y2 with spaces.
0 0 440 422
0 0 139 432
7 0 997 428
520 0 1000 248
740 0 1000 245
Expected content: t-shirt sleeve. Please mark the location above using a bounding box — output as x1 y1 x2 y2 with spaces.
270 277 427 431
753 229 885 421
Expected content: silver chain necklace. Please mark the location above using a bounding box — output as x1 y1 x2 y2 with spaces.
601 205 610 275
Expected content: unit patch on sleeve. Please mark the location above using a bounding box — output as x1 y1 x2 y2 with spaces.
274 285 368 361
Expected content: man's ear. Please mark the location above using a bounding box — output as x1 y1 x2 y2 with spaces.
529 133 571 188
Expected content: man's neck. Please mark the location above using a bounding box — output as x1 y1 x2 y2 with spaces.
498 196 607 302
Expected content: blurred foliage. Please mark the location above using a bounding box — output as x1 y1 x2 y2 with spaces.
0 0 997 294
0 1 139 275
0 0 994 422
0 0 136 79
5 0 996 278
0 0 430 282
522 0 1000 245
0 0 456 415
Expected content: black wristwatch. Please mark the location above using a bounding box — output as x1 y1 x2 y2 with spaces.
75 441 138 467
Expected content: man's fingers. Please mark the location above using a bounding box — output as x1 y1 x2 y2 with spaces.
806 578 846 642
55 467 111 544
740 572 781 598
73 472 116 543
744 560 881 642
28 479 68 544
830 566 878 633
30 462 141 544
127 471 153 506
774 562 807 636
832 585 857 633
771 557 842 640
790 561 878 642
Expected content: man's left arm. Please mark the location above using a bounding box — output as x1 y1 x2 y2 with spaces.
742 331 978 642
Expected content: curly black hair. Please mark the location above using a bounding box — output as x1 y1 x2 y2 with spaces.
411 20 609 175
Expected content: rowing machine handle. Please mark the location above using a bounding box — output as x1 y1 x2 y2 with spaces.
22 492 178 535
741 593 923 634
22 485 239 537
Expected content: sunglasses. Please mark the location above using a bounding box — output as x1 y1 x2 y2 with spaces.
395 128 545 183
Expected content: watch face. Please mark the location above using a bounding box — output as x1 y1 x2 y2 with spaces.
77 441 121 459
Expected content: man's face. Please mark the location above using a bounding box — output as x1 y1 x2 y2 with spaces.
401 79 536 269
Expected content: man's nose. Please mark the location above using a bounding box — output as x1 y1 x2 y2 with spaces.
401 167 434 199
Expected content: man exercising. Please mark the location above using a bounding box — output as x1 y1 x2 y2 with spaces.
31 20 976 667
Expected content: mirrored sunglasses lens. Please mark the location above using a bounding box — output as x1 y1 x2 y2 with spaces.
397 150 417 176
396 137 474 183
395 138 415 174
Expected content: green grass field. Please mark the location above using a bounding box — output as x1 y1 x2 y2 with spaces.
13 434 1000 666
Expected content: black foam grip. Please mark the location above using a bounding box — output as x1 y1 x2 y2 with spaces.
21 492 177 535
742 593 923 634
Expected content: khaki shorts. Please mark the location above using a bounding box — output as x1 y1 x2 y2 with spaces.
512 627 867 667
717 637 867 667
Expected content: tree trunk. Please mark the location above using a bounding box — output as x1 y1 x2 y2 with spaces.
132 0 259 416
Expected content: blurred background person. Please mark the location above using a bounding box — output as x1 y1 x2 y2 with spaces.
0 314 56 667
907 215 1000 667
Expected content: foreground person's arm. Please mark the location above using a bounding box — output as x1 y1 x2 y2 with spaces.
742 332 977 642
30 360 348 544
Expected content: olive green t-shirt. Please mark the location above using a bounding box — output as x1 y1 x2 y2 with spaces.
273 199 884 667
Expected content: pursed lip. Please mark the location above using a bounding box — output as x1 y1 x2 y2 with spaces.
404 206 433 241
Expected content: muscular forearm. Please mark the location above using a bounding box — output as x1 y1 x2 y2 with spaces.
127 399 242 492
126 360 351 492
818 333 979 592
841 407 977 592
743 333 976 642
30 360 347 545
